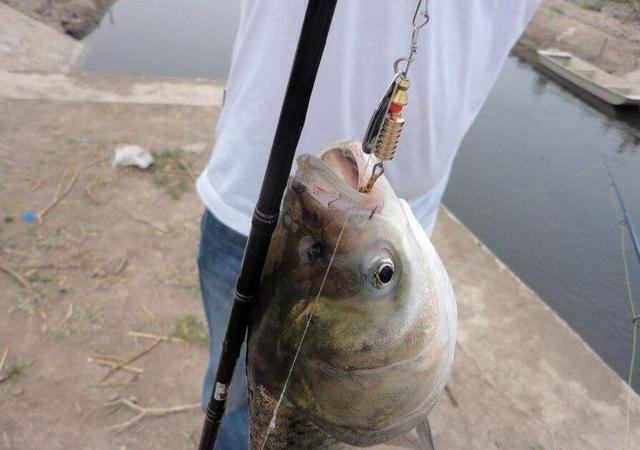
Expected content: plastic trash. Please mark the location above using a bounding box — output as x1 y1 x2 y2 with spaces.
23 211 37 223
111 145 154 169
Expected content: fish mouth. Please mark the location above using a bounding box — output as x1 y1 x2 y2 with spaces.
294 141 374 198
291 141 384 222
317 143 361 190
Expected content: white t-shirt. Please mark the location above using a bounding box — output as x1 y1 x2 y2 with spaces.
197 0 540 236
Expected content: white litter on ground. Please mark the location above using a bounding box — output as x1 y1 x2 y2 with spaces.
111 145 154 169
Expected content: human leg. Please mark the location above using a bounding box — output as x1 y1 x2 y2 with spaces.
197 209 249 450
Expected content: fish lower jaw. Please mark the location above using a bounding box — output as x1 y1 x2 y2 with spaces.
299 335 440 375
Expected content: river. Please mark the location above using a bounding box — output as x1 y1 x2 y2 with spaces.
81 0 640 390
444 49 640 390
81 0 240 79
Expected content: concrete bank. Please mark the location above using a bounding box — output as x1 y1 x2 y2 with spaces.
426 210 640 449
0 4 84 73
0 5 639 450
523 0 640 79
0 0 116 39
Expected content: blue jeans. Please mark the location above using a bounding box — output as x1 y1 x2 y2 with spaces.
198 210 249 450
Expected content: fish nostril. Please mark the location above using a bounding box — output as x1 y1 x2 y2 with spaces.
307 241 323 260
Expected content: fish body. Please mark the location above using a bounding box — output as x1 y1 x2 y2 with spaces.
247 141 456 449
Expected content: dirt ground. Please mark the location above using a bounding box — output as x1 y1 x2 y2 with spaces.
0 98 219 449
0 0 116 38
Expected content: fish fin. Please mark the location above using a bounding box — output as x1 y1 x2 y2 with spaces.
415 418 436 450
385 434 422 450
385 419 435 450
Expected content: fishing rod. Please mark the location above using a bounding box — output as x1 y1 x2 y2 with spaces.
196 1 338 449
606 165 640 270
606 165 640 329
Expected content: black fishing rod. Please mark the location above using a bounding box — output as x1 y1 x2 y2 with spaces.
197 1 338 449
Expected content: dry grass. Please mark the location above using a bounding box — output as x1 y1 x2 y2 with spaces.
170 314 208 347
152 151 193 200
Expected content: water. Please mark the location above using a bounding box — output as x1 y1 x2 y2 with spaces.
444 51 640 389
81 1 640 389
81 0 241 78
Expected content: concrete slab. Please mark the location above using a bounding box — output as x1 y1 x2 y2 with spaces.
421 208 640 449
0 4 84 73
0 71 224 106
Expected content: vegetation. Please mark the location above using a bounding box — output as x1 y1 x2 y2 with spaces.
170 314 209 347
152 150 193 199
581 0 605 12
25 272 54 284
1 362 26 383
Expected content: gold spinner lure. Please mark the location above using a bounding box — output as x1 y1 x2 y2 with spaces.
360 0 429 193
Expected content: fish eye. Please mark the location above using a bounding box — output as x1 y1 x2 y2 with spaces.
371 259 395 289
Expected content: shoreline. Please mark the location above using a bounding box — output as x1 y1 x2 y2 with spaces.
2 0 639 80
521 0 640 79
0 0 116 39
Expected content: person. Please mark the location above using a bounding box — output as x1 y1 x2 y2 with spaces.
196 1 540 448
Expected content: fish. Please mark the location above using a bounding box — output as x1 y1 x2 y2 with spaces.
247 140 457 449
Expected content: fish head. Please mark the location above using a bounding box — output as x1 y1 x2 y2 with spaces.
250 141 456 446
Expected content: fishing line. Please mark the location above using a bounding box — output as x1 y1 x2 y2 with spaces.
258 208 353 450
360 153 376 186
608 178 638 450
462 162 603 220
257 139 384 445
459 158 640 446
257 148 377 449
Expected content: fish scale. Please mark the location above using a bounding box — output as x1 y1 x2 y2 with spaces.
250 385 349 450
